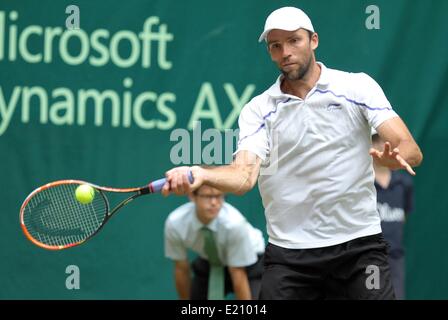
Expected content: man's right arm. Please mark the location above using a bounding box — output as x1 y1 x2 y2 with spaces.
174 260 191 300
162 150 262 196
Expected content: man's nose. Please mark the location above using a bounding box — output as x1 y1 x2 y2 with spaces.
210 197 218 205
281 43 293 58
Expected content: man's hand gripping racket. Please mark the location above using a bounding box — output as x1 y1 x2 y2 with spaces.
19 172 194 250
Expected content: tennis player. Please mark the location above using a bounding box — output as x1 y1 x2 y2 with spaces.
162 7 423 299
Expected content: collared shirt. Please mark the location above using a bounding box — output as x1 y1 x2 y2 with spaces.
236 62 399 249
164 202 265 267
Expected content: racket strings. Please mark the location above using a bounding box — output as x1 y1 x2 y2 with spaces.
23 183 107 247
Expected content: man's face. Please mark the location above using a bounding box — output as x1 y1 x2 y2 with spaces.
267 28 318 81
191 185 224 223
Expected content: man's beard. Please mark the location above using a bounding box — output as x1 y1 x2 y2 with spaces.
281 55 312 81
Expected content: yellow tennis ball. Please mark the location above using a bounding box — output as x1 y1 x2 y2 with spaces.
75 184 95 204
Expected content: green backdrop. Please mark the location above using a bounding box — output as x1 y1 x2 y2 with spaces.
1 0 447 299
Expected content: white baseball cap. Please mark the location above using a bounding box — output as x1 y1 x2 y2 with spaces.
258 7 315 42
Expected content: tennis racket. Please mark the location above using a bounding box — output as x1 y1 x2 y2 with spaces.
20 172 193 250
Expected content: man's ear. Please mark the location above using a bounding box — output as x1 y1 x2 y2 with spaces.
311 32 319 50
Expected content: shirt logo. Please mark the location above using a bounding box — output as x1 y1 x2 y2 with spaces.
326 103 342 111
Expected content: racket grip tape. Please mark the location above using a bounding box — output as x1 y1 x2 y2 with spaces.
149 170 194 193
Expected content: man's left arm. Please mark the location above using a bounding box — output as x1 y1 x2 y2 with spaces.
228 267 252 300
370 117 423 175
225 221 258 300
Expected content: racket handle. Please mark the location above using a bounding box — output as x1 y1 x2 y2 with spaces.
150 170 194 193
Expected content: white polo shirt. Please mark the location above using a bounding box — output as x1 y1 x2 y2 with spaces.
236 62 399 249
164 202 265 267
